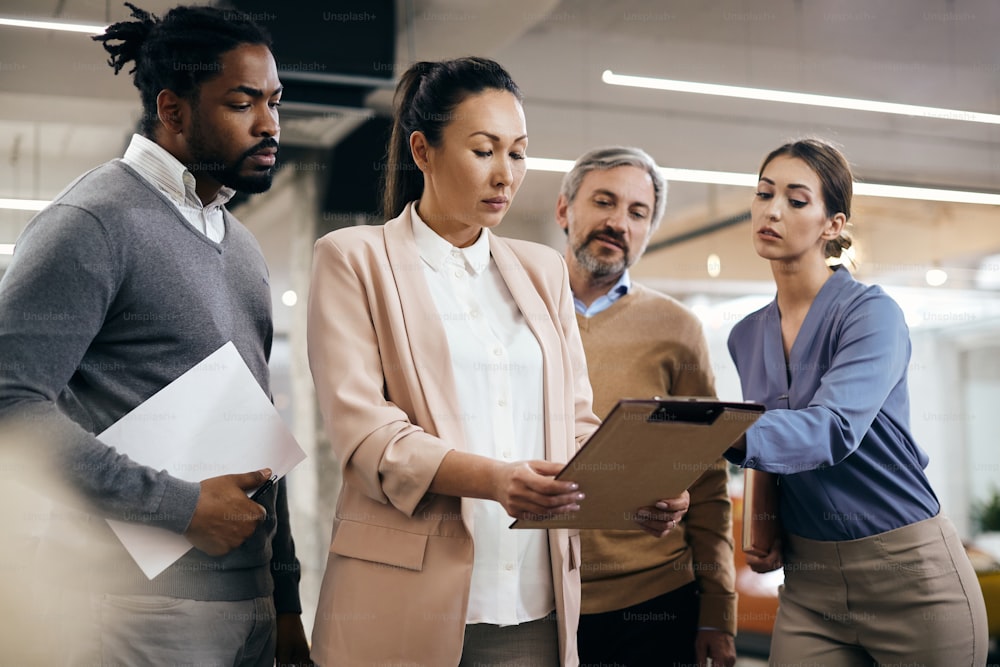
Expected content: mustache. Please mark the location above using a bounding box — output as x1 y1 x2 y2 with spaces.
586 227 627 249
239 138 279 163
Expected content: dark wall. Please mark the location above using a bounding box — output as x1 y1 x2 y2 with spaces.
230 1 396 80
323 116 393 221
229 1 397 220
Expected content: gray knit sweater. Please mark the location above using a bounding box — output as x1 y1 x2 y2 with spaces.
0 160 300 610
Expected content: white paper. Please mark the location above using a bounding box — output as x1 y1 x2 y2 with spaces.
100 341 307 579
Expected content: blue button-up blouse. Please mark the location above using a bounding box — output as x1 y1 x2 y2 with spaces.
726 266 939 541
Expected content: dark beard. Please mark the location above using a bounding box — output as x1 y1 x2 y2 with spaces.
210 138 279 194
187 107 279 194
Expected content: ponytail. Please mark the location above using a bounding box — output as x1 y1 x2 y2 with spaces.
95 2 156 76
825 229 853 261
382 64 434 219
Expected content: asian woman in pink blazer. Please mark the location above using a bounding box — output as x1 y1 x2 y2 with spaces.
306 57 688 667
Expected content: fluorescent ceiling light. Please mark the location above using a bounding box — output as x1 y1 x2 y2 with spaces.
0 244 14 255
602 70 1000 126
0 17 106 34
527 158 754 187
0 198 49 211
525 158 1000 206
8 165 999 212
523 157 576 173
853 183 1000 206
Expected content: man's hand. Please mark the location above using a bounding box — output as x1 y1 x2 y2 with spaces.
695 629 736 667
632 490 689 537
184 468 271 556
276 613 313 666
493 460 583 520
746 536 783 573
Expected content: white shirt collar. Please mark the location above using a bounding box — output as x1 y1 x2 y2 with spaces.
122 133 236 210
410 201 491 275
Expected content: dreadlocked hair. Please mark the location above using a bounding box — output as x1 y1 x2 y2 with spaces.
93 2 272 137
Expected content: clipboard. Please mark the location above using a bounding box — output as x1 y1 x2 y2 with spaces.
511 398 764 530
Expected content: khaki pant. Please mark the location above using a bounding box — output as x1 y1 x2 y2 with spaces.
770 514 987 667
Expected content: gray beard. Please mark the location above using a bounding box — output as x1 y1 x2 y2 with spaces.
573 242 628 279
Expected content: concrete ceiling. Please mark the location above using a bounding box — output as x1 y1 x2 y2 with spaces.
2 0 999 312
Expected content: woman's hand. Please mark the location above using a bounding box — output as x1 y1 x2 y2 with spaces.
493 460 584 520
746 536 783 573
631 490 690 538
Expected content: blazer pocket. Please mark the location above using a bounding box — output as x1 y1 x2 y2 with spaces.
330 520 429 571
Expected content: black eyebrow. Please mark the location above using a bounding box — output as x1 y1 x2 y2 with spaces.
469 130 528 143
228 85 283 97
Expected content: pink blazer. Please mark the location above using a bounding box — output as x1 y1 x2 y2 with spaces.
307 204 600 666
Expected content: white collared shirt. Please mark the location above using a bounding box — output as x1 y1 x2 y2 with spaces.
411 204 554 626
121 133 235 242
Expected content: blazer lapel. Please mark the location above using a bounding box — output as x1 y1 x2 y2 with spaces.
490 234 563 461
382 205 465 449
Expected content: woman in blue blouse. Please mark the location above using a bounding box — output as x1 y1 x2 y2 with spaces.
727 138 987 666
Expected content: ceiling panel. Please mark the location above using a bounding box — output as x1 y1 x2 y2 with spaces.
1 0 997 300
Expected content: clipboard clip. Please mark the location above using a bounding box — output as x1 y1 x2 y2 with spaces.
647 400 722 425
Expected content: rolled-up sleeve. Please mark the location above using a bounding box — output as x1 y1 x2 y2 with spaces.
306 236 452 516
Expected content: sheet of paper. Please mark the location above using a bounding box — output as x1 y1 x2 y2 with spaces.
100 341 307 579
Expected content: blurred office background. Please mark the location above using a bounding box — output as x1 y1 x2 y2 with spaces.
2 0 998 660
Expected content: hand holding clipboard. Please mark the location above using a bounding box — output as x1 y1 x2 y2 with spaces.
511 398 764 530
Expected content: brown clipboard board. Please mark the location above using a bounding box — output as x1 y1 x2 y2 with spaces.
510 398 764 530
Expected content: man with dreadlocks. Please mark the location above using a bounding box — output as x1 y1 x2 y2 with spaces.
0 3 310 665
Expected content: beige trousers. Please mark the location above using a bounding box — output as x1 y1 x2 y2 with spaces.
770 514 988 667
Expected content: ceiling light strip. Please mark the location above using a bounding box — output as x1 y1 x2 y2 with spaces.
0 17 107 34
0 198 49 211
660 168 755 187
525 158 1000 205
4 170 997 212
602 70 1000 126
854 183 1000 205
0 244 14 256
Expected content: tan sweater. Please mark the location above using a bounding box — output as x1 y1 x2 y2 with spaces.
576 282 737 634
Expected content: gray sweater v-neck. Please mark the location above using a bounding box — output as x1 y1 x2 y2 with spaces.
0 160 299 608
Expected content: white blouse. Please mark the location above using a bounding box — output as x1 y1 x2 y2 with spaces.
411 205 555 626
